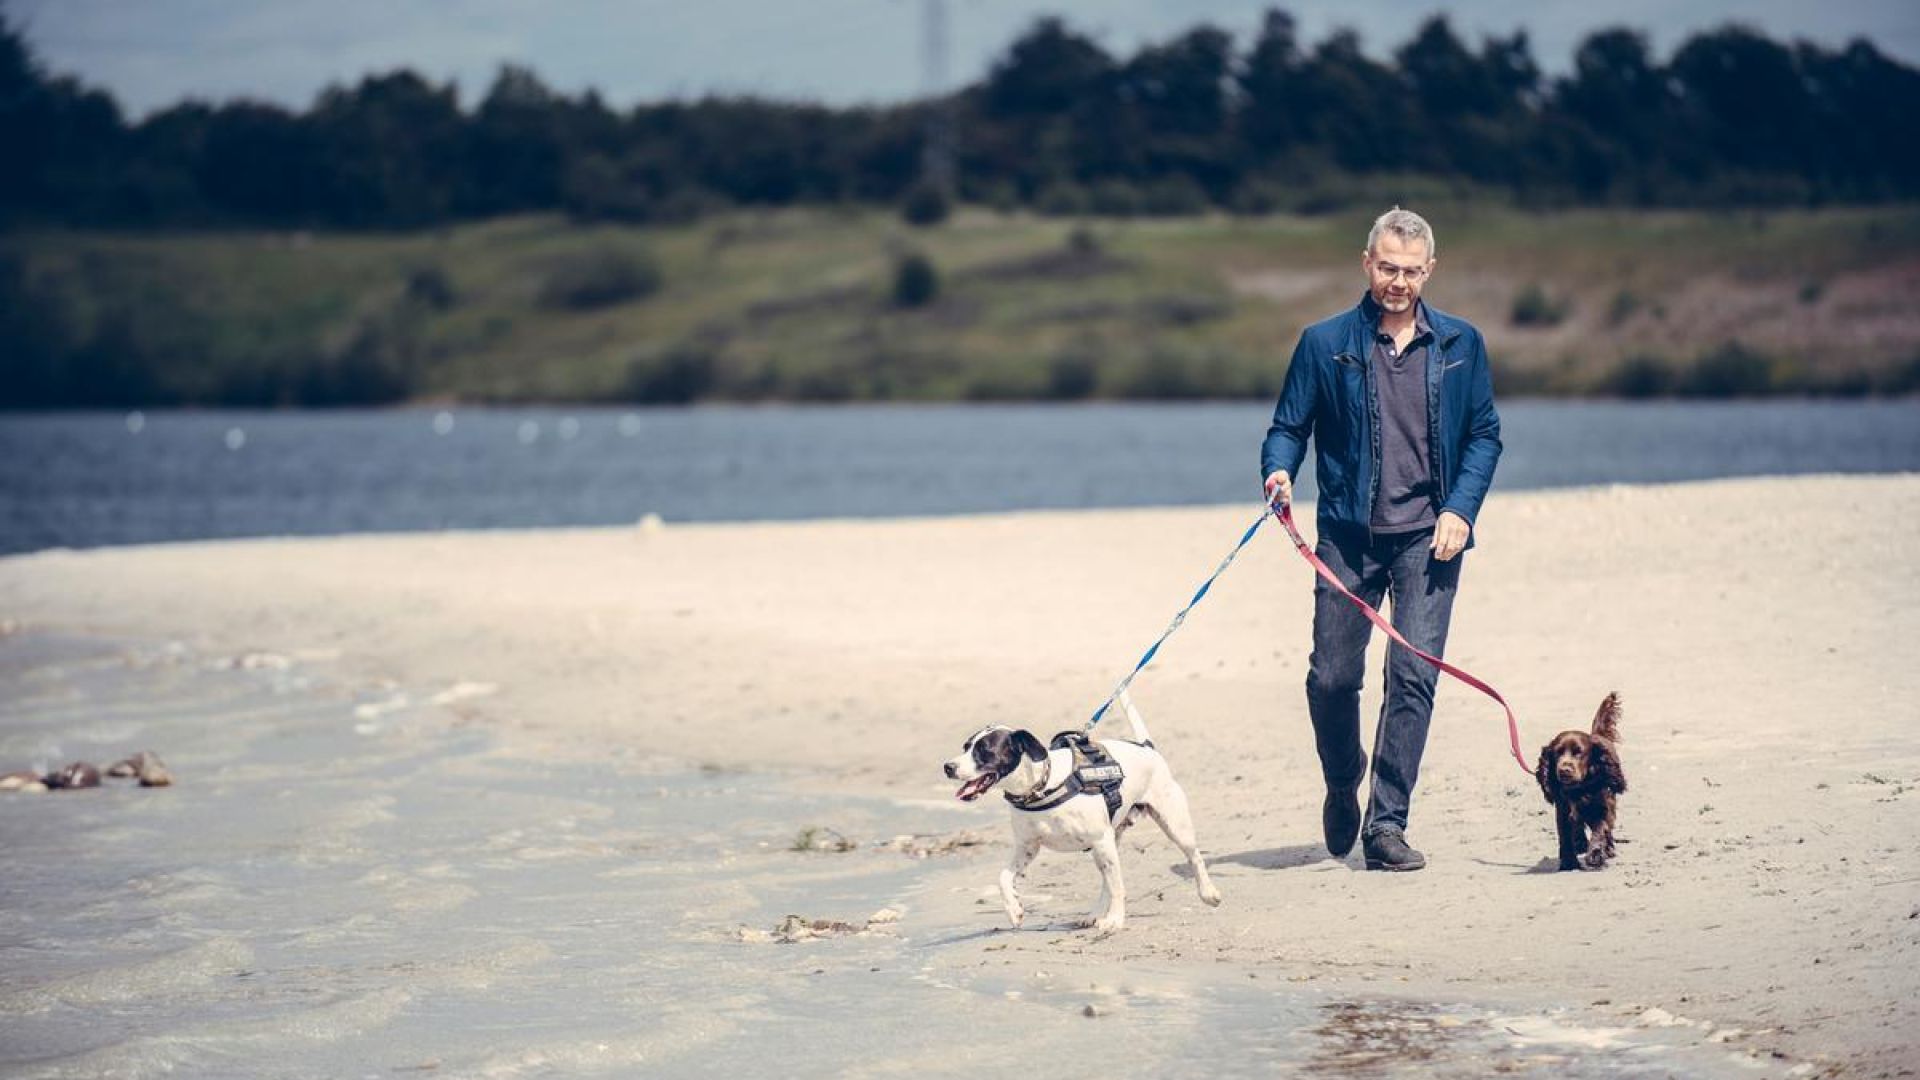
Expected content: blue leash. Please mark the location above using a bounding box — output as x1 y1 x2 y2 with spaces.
1083 499 1280 733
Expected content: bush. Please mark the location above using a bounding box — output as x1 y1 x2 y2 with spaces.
900 180 951 227
1035 182 1091 217
1122 347 1209 399
1681 342 1774 398
1605 289 1641 327
1088 180 1144 218
406 266 456 310
1140 176 1210 217
538 249 661 311
1601 355 1677 399
1065 226 1102 259
892 252 939 309
296 321 415 406
626 343 718 404
1510 283 1570 327
1046 350 1099 399
1229 179 1288 216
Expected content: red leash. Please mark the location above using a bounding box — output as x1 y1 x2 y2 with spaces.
1271 499 1532 774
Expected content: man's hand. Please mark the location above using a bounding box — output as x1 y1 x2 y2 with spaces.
1430 511 1470 561
1264 470 1293 508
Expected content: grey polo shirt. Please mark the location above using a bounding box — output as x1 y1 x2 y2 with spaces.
1367 297 1438 534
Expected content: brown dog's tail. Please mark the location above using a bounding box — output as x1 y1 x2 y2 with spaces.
1590 691 1622 742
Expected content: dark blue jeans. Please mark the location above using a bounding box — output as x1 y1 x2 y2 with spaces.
1304 525 1461 837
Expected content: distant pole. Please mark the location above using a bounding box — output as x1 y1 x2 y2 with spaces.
920 0 954 195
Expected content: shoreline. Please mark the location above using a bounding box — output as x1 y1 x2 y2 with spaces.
4 473 1917 1075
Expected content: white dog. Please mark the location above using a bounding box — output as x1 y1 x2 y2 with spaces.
942 693 1221 932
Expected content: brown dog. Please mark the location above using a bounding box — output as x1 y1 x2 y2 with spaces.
1535 693 1628 870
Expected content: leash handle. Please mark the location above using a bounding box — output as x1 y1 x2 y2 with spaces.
1270 500 1532 775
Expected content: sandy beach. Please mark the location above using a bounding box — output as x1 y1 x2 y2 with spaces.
4 473 1917 1076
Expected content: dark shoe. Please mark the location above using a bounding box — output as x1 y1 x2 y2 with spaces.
1362 827 1427 872
1322 786 1361 857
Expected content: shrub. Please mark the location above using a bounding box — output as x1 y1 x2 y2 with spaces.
1229 179 1288 216
1681 342 1774 398
626 343 717 404
1122 347 1209 399
1088 180 1144 218
406 266 456 310
1046 351 1099 399
538 249 661 311
1605 289 1641 327
1035 182 1091 217
1601 355 1677 399
1140 176 1210 216
892 252 939 309
1510 283 1570 327
900 180 951 227
1065 226 1102 259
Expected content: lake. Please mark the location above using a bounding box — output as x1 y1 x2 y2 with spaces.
2 400 1917 555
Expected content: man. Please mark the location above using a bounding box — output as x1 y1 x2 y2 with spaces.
1260 207 1501 872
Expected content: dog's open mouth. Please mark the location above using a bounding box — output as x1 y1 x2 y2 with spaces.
955 773 999 801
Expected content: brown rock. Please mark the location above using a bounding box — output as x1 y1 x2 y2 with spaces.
45 762 101 790
132 751 172 787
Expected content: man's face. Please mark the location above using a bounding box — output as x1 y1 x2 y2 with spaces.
1362 232 1434 316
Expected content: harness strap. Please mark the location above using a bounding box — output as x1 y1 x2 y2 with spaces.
1006 734 1128 820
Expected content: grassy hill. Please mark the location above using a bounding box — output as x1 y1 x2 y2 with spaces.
5 204 1919 406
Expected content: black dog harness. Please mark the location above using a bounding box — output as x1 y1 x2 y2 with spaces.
1004 732 1144 822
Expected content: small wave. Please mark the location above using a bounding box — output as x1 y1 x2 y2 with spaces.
0 938 253 1014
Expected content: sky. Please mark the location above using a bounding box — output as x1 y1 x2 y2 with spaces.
11 0 1919 119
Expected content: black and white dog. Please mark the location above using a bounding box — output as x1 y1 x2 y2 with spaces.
942 692 1221 932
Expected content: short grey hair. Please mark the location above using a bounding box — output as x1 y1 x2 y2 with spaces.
1367 206 1435 259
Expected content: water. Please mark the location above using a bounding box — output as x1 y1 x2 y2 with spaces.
0 632 1774 1078
1 401 1916 555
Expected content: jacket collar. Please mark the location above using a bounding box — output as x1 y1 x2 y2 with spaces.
1351 292 1464 349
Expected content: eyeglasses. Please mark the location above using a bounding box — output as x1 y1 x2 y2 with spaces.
1370 260 1430 283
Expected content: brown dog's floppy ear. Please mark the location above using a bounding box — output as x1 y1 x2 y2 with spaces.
1013 730 1047 763
1534 747 1558 803
1591 741 1628 795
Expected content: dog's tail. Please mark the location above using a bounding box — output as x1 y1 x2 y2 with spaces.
1115 689 1155 747
1590 691 1622 742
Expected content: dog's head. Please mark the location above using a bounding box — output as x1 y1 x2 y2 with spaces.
1535 731 1626 801
943 726 1046 802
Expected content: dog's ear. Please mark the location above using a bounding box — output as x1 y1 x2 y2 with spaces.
1591 741 1628 795
1534 746 1558 803
1012 730 1047 763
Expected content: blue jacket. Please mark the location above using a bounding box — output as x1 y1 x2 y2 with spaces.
1261 294 1502 542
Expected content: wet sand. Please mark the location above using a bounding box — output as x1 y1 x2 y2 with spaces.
3 474 1916 1076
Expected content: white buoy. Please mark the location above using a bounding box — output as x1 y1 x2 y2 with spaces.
125 411 145 434
432 411 455 435
224 428 246 451
558 416 581 440
618 414 643 437
517 420 540 445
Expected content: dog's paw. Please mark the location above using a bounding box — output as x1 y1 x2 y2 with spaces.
1199 883 1223 907
1004 907 1025 929
1581 850 1610 871
1092 914 1125 933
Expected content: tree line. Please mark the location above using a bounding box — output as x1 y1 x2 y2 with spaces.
5 9 1919 230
